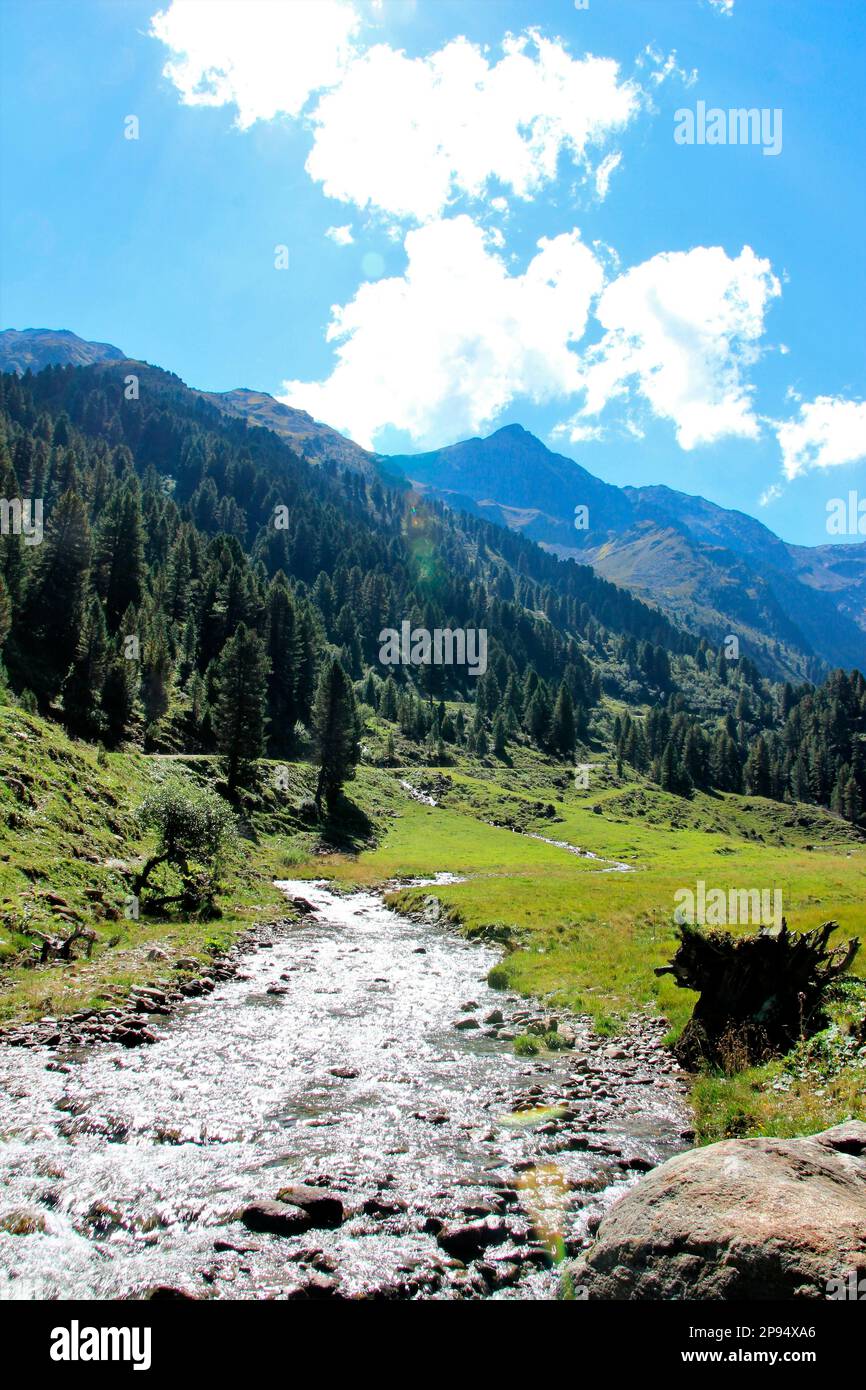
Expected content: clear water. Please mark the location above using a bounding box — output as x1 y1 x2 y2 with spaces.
0 880 687 1300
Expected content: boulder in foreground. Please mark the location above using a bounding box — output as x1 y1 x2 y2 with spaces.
568 1121 866 1300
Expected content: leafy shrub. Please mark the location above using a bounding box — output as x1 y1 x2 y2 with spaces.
135 780 236 915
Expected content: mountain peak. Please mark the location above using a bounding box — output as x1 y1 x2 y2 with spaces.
491 422 531 438
0 327 125 374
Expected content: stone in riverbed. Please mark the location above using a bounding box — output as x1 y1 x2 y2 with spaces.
242 1200 313 1236
274 1184 344 1228
436 1217 511 1261
453 1017 480 1030
0 1207 48 1235
568 1120 866 1300
138 1285 199 1301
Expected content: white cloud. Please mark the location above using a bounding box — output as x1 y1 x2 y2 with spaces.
151 10 640 223
326 224 354 246
551 420 606 444
305 33 639 223
709 0 735 15
573 245 781 449
759 483 782 506
775 397 866 480
594 152 622 200
149 0 360 129
636 44 698 89
281 214 603 448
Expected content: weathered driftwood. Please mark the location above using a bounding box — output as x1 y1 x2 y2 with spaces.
36 925 98 963
656 919 860 1071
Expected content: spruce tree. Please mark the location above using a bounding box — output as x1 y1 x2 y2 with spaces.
744 735 772 798
312 657 360 812
93 481 146 630
551 681 576 756
492 712 507 757
21 489 92 701
62 594 109 736
264 573 301 748
213 623 270 794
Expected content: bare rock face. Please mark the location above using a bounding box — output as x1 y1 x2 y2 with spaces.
568 1121 866 1300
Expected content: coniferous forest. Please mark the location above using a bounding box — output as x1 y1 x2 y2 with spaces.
2 359 865 826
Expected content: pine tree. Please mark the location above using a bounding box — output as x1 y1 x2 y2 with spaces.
551 681 576 756
492 712 507 756
744 735 772 797
843 775 862 824
0 573 10 651
264 573 301 749
62 594 109 736
526 684 552 745
312 657 361 812
21 490 92 701
379 674 398 721
102 621 141 748
213 623 270 794
93 481 146 630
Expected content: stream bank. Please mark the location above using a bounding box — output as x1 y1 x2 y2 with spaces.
0 879 689 1300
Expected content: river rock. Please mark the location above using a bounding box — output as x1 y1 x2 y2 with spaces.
0 1206 48 1235
138 1284 199 1301
436 1217 510 1261
274 1184 344 1228
568 1121 866 1300
242 1200 313 1236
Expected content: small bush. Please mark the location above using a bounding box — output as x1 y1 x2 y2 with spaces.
136 779 236 915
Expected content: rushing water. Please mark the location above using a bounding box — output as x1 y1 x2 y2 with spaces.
0 880 688 1300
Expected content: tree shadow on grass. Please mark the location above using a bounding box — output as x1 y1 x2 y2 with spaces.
318 792 374 853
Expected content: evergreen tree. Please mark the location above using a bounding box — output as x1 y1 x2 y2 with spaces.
92 481 146 630
0 573 10 651
264 573 301 749
20 490 92 701
744 735 772 797
312 657 361 811
492 712 507 757
62 594 109 736
213 623 270 794
550 681 576 756
526 684 552 745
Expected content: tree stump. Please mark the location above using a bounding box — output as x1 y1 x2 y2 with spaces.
656 919 860 1071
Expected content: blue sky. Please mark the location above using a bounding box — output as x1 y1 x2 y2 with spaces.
1 0 864 545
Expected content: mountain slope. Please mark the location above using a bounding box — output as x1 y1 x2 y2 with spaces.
0 330 379 481
6 328 865 680
0 328 125 373
199 387 378 478
388 427 866 680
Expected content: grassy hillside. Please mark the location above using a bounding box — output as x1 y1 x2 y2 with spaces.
0 706 289 1023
